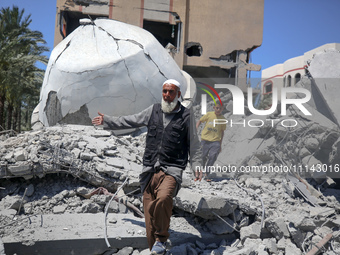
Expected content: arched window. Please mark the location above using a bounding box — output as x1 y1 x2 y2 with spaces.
295 73 301 84
287 75 292 87
263 81 273 94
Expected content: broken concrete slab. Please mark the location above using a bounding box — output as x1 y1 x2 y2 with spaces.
265 217 290 240
173 188 237 219
287 223 304 248
1 212 238 255
7 163 33 179
307 49 340 126
2 213 147 255
240 221 261 241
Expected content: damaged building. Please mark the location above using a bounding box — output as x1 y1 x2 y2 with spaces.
34 0 264 129
55 0 263 90
260 43 340 126
34 18 192 129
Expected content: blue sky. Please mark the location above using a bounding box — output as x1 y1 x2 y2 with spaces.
1 0 340 82
251 0 340 79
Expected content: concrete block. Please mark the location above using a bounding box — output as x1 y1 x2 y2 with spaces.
262 238 277 254
304 137 319 152
298 147 310 158
254 150 273 163
106 158 125 169
53 205 67 214
71 148 81 158
91 130 111 138
265 218 290 240
216 115 275 168
240 222 261 241
13 149 27 161
174 188 237 219
77 201 102 213
104 150 119 157
296 217 316 232
96 162 125 179
287 223 304 248
80 152 95 161
8 163 33 179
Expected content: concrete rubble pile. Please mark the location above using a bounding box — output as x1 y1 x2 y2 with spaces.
1 50 340 255
1 112 340 254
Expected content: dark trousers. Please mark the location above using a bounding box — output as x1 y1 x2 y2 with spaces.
201 140 220 171
143 170 177 250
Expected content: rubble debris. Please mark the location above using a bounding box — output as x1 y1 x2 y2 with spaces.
305 233 333 255
1 119 340 254
2 47 340 254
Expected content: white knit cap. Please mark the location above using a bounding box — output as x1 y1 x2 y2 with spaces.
163 79 181 89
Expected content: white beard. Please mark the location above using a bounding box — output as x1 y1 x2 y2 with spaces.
161 94 179 113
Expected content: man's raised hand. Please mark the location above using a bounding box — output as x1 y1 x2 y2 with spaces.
92 112 104 126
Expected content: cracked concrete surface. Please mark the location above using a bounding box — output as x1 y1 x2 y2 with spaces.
37 18 188 128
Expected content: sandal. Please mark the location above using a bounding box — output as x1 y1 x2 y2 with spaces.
203 174 212 182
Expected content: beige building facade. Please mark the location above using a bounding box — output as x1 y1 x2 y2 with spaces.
261 43 340 97
55 0 264 91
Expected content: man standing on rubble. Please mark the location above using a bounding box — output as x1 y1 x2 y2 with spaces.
92 79 202 255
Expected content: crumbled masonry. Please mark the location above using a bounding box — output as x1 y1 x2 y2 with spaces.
2 43 340 255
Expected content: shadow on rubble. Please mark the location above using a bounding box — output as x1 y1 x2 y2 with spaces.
121 217 145 228
168 208 239 247
0 173 94 202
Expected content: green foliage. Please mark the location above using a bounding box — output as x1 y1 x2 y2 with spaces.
0 5 48 132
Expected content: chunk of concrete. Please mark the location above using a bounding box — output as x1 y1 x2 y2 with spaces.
308 49 340 126
174 188 237 219
265 217 290 240
240 222 262 241
287 223 304 248
8 163 33 179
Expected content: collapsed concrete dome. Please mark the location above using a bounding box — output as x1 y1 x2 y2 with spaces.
34 18 193 128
